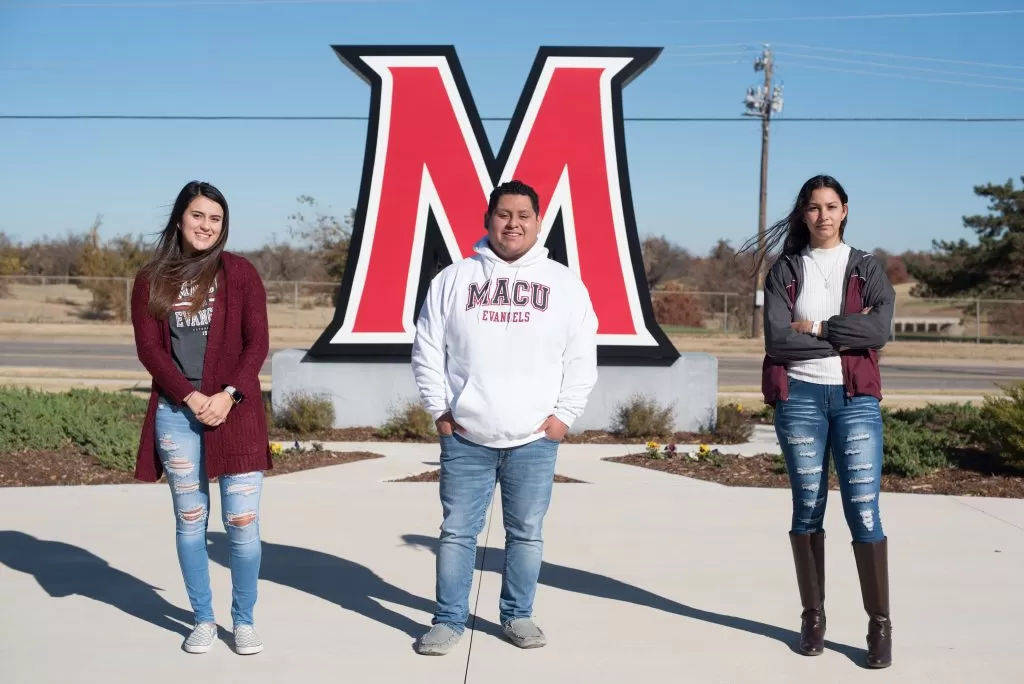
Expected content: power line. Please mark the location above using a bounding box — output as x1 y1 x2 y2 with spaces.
781 61 1024 92
771 42 1024 71
774 51 1024 84
3 114 1024 122
645 8 1024 24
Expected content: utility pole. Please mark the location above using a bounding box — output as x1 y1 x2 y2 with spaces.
743 44 783 338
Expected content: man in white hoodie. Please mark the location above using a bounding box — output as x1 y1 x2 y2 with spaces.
410 180 598 655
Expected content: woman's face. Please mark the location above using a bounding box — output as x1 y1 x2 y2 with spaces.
179 195 224 256
803 188 847 248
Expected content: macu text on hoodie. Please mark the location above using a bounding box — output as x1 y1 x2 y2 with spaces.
411 236 599 449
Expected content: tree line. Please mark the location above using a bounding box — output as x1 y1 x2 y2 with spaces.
1 177 1021 335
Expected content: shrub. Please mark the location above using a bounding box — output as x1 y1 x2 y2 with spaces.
274 391 335 433
611 393 674 439
888 402 980 443
972 383 1024 464
652 292 704 327
377 400 436 440
881 412 953 477
703 403 754 444
0 388 147 471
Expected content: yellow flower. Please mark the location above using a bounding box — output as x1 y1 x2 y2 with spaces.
646 440 660 450
270 442 283 455
698 444 709 455
736 403 744 413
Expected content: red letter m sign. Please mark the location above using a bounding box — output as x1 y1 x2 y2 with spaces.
310 45 678 364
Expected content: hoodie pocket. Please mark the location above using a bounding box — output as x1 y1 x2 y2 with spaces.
451 373 556 442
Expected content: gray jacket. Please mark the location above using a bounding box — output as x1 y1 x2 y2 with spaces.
763 246 896 363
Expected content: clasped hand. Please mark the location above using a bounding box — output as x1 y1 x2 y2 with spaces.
186 391 233 427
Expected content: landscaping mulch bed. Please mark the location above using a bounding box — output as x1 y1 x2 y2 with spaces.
0 448 383 487
390 468 586 484
0 448 138 487
606 451 1024 498
269 427 737 445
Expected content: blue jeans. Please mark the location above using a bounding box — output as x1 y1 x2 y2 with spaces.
433 433 559 632
774 379 886 543
155 398 264 627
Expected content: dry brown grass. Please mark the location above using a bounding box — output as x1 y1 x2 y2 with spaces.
3 282 1024 361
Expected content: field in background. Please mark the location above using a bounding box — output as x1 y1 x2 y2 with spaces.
1 279 1023 361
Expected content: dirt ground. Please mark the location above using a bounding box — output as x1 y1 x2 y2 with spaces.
606 451 1024 499
0 448 383 487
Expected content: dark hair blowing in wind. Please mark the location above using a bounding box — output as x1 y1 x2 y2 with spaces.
144 181 229 319
740 174 850 276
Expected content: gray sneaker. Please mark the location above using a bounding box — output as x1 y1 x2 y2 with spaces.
503 618 547 649
414 623 462 655
233 624 263 655
182 622 217 654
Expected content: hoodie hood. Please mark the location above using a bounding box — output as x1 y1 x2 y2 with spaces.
472 235 549 268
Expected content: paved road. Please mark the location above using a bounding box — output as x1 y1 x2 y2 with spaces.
2 341 1023 392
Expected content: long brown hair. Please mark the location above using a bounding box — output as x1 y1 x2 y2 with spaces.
144 181 230 319
739 174 849 277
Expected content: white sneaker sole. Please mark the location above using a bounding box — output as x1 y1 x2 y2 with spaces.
234 641 264 655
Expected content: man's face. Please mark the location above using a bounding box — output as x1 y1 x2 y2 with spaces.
486 193 540 261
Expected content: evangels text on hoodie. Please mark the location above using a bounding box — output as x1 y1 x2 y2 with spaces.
411 237 599 449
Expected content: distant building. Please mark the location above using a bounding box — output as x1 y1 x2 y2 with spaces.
892 317 963 336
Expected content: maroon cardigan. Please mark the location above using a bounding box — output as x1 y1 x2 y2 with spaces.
131 251 273 482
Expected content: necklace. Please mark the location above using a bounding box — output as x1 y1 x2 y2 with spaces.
807 249 842 289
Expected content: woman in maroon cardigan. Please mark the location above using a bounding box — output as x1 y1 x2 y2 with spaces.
131 180 272 656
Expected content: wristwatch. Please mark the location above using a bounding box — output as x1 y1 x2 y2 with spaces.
222 385 244 404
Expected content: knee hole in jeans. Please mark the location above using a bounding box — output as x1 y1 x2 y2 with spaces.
179 505 207 525
226 511 258 528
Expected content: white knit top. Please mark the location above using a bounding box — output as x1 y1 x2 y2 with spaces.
787 242 851 385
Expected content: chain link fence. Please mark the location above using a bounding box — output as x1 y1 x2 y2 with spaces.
1 275 1022 343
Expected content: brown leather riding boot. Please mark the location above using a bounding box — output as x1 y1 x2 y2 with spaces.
852 537 892 669
789 531 825 655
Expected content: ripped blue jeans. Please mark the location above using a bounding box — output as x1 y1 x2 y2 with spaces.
774 379 885 543
155 398 263 627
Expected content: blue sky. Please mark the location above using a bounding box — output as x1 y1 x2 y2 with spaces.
2 0 1023 259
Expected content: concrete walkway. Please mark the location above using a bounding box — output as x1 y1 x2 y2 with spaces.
1 441 1021 683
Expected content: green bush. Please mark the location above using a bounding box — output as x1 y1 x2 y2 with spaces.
273 391 335 433
0 388 147 471
888 402 980 443
972 383 1024 464
376 400 436 440
611 393 674 439
881 416 953 477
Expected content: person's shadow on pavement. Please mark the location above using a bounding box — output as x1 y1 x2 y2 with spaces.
0 530 203 639
399 533 865 664
205 532 502 639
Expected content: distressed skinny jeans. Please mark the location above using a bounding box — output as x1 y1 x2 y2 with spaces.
155 398 263 627
774 379 885 543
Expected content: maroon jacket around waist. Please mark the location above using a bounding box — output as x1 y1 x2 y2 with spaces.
131 251 273 481
761 246 895 406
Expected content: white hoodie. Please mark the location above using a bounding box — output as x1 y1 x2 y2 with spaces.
411 236 599 448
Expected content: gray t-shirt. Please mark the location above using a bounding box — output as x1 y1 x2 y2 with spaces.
169 279 217 390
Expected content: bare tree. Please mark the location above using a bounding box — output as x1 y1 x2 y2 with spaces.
641 235 692 290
